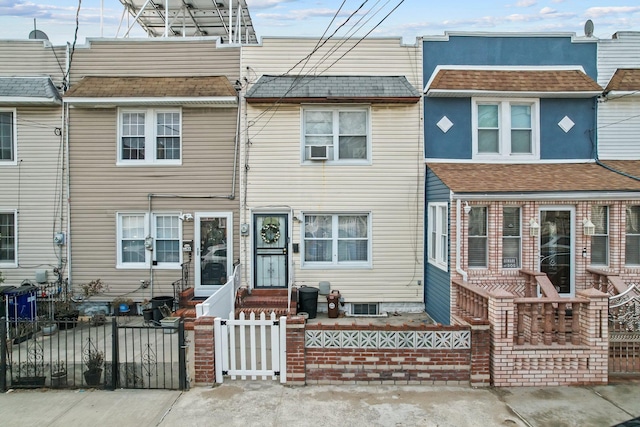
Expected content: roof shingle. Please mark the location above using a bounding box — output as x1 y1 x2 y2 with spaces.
427 69 602 94
604 69 640 92
245 75 421 103
64 76 237 98
0 77 61 103
427 162 640 194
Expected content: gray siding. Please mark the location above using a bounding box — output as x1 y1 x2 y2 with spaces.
0 41 66 86
425 168 451 324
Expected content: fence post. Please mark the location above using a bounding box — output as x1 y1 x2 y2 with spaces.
0 317 6 392
109 317 119 390
178 319 188 390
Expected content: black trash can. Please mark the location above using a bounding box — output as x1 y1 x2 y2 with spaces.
151 296 174 323
298 286 319 319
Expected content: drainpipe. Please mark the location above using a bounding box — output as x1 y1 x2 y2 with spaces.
64 102 71 288
455 199 468 282
148 194 154 297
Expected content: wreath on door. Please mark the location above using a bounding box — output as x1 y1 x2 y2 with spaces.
260 218 281 244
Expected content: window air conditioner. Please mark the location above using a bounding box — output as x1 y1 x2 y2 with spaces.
309 145 329 160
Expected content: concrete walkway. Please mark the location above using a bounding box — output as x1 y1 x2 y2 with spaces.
1 381 639 427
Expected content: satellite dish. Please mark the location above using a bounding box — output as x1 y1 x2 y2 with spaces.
584 19 594 37
29 29 49 40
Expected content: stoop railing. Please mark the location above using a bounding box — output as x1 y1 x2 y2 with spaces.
196 265 241 319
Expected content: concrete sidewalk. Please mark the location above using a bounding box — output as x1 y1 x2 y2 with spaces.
1 381 639 427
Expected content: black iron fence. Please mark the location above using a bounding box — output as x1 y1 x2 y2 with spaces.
1 317 188 391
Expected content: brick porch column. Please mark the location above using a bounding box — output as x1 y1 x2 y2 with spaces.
193 316 215 385
487 289 515 387
469 322 491 386
286 316 306 385
576 288 609 385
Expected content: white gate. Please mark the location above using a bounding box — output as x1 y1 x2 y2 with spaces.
214 311 287 383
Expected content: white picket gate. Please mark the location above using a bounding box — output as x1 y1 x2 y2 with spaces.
214 311 287 383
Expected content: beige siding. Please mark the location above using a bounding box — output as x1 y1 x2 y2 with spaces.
240 38 424 305
70 39 240 84
597 32 640 160
0 107 66 285
0 41 66 85
68 106 240 298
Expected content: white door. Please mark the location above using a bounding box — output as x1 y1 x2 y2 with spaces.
538 207 575 296
195 212 233 298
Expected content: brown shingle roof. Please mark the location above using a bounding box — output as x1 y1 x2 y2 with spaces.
599 160 640 179
64 76 236 98
428 69 602 93
604 69 640 92
427 162 640 194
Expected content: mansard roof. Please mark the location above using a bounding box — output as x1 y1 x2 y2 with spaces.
426 67 602 98
604 69 640 93
0 76 61 105
245 75 421 104
427 162 640 194
64 76 237 106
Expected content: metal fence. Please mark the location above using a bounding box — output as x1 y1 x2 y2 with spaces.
1 317 188 391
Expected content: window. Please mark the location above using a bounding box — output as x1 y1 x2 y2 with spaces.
468 206 488 268
502 207 521 268
0 212 16 266
118 109 181 165
0 110 16 164
117 213 181 268
591 206 609 265
473 99 538 160
428 203 448 269
303 214 370 267
625 206 640 265
352 303 378 316
303 107 369 162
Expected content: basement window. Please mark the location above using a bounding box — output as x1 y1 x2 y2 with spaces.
352 303 378 316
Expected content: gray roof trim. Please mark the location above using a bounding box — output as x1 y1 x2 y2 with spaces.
0 77 61 105
245 75 421 103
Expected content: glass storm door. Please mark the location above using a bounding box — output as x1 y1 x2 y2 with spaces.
195 212 232 298
539 207 574 296
254 214 288 288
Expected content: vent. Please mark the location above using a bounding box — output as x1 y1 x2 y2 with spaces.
308 145 328 160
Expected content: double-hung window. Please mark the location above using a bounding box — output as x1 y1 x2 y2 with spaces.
468 206 488 268
302 107 369 163
117 213 181 268
303 213 370 267
473 99 539 160
502 207 521 268
0 110 16 164
625 206 640 265
591 206 609 266
0 211 16 266
118 108 181 165
428 203 448 269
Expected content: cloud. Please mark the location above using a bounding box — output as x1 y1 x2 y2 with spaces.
585 6 640 18
257 8 355 21
246 0 299 10
516 0 537 7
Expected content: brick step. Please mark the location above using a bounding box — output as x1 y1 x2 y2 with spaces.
249 289 288 297
234 307 290 318
173 307 196 330
183 297 207 307
240 295 290 308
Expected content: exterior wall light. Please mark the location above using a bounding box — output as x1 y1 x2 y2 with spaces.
529 218 540 237
583 218 595 236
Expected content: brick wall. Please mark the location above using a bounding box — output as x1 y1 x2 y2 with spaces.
193 317 215 385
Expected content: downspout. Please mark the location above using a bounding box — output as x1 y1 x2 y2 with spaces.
231 81 241 199
64 102 71 288
148 193 153 296
455 199 468 282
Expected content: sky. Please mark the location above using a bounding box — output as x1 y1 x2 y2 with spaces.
0 0 639 46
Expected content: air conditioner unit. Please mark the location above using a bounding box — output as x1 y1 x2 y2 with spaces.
308 145 329 160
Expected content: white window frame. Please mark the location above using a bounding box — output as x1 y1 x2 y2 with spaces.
301 212 372 269
468 206 488 269
428 203 448 270
471 98 539 161
301 106 371 165
0 210 17 267
116 212 182 269
625 205 640 267
0 109 17 166
591 205 609 266
117 108 182 166
502 206 521 269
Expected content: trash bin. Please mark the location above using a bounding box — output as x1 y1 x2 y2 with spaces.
0 285 16 318
326 290 341 318
298 286 319 319
5 286 37 320
151 296 174 323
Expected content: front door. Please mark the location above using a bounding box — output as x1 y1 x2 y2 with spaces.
538 207 574 296
195 212 233 298
254 214 288 288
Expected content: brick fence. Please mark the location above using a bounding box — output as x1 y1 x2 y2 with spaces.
193 315 490 387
